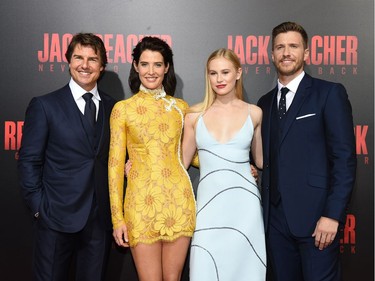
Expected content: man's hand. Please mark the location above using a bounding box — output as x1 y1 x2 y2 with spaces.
312 216 339 250
124 160 132 177
250 164 259 182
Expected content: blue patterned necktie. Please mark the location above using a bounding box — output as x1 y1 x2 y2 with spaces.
278 87 289 119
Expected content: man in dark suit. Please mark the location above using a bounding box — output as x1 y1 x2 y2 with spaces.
257 22 356 280
18 33 117 281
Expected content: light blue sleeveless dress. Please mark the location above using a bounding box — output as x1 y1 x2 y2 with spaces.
189 114 266 281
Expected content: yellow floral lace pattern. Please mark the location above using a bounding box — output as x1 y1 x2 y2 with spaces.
108 90 196 247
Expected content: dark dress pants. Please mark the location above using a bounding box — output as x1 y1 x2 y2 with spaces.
32 206 112 281
266 202 342 281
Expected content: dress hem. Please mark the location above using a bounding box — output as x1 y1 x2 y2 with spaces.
130 231 194 247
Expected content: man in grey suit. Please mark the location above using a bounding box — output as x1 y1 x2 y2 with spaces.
18 33 117 281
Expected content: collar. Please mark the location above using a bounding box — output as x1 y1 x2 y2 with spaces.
277 71 305 94
139 84 166 100
69 78 101 101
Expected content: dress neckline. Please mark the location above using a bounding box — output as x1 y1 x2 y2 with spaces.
139 85 166 100
200 115 251 145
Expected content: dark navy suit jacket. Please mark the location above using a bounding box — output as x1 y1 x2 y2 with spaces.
258 74 356 237
18 84 116 233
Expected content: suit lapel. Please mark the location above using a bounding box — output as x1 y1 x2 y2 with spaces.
95 94 110 152
280 74 313 144
95 101 105 151
262 86 278 157
57 85 95 153
265 87 278 125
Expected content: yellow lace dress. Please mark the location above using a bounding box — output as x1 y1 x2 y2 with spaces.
108 87 196 247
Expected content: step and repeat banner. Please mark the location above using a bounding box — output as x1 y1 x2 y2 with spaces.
1 0 373 280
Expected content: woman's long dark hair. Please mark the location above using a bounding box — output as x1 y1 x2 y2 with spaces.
128 36 176 96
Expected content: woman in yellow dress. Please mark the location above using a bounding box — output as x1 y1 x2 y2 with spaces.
108 36 196 281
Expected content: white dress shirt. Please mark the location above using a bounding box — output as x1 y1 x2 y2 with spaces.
69 78 101 120
277 71 305 111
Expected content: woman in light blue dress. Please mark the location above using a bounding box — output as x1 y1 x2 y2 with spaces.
182 48 266 281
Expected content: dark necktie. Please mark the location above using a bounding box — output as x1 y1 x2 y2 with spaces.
82 92 96 126
278 87 289 119
271 87 289 205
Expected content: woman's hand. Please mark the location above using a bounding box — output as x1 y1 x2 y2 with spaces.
113 224 130 247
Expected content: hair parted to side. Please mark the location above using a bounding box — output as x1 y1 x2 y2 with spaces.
190 48 243 113
65 33 107 69
128 36 176 96
272 21 309 50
